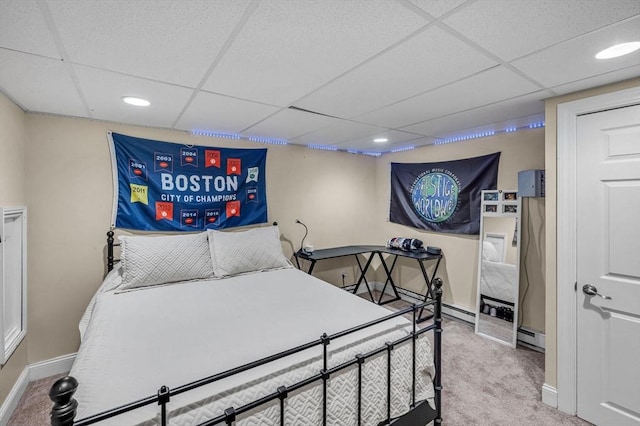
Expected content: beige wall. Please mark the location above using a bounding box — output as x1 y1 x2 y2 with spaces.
21 111 546 369
0 95 26 204
23 114 377 364
5 76 635 407
373 129 546 332
543 76 640 389
0 93 28 407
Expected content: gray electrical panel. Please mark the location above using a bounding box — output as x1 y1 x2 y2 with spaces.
518 169 545 197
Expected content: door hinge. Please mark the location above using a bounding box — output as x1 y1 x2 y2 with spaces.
574 282 577 292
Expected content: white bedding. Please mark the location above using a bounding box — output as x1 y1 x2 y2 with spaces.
72 268 434 425
480 259 517 303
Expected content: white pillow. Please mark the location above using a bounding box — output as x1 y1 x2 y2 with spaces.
119 232 214 290
208 226 291 277
482 241 501 262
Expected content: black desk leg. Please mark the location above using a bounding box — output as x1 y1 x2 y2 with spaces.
354 255 375 302
377 252 401 306
307 259 318 275
417 256 442 323
352 252 376 302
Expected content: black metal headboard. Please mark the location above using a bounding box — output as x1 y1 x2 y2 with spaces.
106 222 279 272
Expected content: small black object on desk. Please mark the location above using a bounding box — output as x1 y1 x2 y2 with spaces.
294 245 443 322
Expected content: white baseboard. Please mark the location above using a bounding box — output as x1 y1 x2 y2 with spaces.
441 302 476 324
542 383 558 408
351 282 546 350
347 280 394 296
351 281 476 322
518 327 546 351
0 367 29 426
29 352 76 381
0 353 76 426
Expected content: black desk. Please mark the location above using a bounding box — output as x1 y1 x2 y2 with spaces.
295 245 442 322
295 246 377 302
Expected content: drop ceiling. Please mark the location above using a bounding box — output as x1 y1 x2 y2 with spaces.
1 0 639 153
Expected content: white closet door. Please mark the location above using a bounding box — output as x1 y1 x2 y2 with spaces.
576 105 640 425
1 206 27 365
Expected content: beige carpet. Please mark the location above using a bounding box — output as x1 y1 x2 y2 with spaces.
8 373 65 426
8 296 591 425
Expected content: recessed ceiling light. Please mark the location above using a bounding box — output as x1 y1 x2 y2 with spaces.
373 138 388 143
122 96 150 107
595 41 640 59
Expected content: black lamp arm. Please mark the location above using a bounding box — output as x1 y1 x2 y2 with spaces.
295 219 309 253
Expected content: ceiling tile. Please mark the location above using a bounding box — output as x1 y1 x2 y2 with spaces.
74 65 194 129
0 49 86 115
431 112 545 142
294 26 497 118
0 0 637 152
47 0 251 87
401 91 548 138
202 0 429 106
382 143 435 154
242 108 338 141
355 66 542 129
174 91 280 134
442 0 640 61
290 119 387 147
407 0 468 18
333 130 424 150
512 17 640 88
550 66 640 96
0 0 60 58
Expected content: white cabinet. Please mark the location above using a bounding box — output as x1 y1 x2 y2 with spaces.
0 207 27 365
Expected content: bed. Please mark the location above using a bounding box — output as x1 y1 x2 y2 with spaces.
50 226 443 426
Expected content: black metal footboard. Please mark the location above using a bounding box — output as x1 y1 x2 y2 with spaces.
50 280 443 426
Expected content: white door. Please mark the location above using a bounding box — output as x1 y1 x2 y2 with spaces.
576 104 640 425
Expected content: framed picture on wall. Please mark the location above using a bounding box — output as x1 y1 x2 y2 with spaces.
503 205 518 214
503 191 517 200
485 205 498 213
484 192 499 201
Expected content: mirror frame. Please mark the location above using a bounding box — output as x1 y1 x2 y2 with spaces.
475 190 521 347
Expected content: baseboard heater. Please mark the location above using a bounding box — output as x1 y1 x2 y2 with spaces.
347 282 545 352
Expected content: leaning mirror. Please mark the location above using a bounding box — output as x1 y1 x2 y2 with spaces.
475 190 521 347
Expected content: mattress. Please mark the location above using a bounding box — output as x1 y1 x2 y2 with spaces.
71 268 434 425
480 259 517 303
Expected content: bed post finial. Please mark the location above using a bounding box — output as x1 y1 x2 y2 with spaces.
434 277 443 298
49 376 79 426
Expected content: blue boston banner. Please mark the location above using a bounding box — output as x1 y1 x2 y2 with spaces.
390 152 500 235
109 132 268 231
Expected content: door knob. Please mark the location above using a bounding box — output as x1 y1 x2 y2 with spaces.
582 284 612 300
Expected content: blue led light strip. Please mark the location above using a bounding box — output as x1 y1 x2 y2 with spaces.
192 120 544 156
248 136 288 145
434 121 545 146
390 146 415 153
307 144 339 151
192 130 242 140
192 130 287 145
